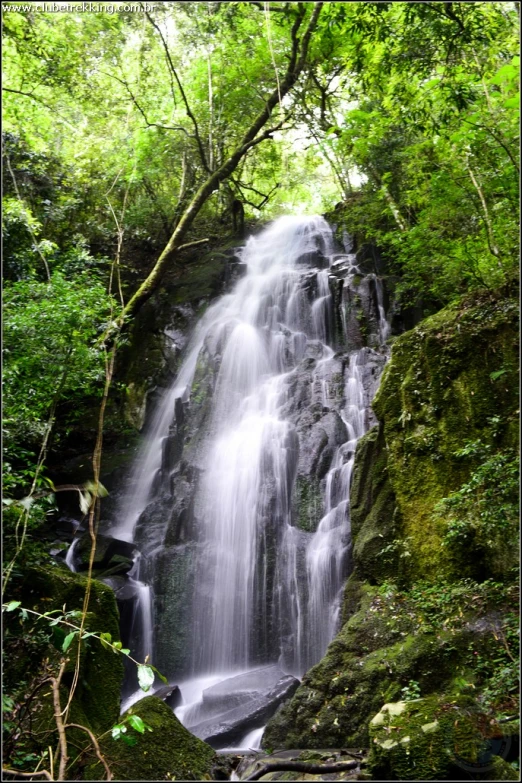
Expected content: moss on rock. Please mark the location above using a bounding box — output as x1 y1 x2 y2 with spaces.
294 476 324 532
17 564 124 734
368 694 516 781
349 426 400 584
371 291 519 581
265 291 519 774
87 696 216 781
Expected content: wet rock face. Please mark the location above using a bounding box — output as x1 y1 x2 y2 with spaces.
71 534 137 576
153 683 182 710
184 667 300 749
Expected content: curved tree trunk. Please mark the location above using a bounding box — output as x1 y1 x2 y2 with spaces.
119 2 323 324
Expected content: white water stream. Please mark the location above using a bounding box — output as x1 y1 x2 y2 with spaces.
73 215 391 746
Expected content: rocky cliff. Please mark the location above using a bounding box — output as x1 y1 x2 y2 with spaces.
263 285 519 779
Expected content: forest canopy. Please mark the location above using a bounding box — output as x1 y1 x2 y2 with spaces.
2 0 519 536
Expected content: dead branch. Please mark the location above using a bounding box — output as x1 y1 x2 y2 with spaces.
50 660 68 780
65 724 112 781
145 12 211 173
244 759 360 781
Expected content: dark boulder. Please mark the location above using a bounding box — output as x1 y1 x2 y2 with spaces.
153 683 182 710
71 534 137 575
186 667 300 749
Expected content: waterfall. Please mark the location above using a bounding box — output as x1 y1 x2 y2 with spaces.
102 215 391 744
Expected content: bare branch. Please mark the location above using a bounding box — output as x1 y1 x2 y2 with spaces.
177 238 210 252
50 659 68 780
3 87 75 129
65 724 112 781
2 770 52 780
145 12 211 173
99 71 194 139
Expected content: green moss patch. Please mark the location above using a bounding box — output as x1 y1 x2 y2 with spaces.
87 696 216 781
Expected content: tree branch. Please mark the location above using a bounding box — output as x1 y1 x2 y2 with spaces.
177 238 210 252
65 724 112 781
245 759 360 781
145 12 210 173
100 71 194 139
466 161 500 258
118 2 323 324
50 659 68 781
2 87 75 129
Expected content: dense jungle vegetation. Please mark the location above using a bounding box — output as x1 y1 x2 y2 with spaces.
2 2 519 781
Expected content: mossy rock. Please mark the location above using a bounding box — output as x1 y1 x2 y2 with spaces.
368 694 515 781
5 564 123 735
263 579 507 754
371 291 519 581
87 696 216 781
349 426 400 584
294 476 324 532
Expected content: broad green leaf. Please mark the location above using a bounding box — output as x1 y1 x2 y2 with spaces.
490 64 517 85
99 632 112 650
128 714 146 733
83 480 109 498
137 665 155 692
79 491 91 515
3 601 21 612
62 631 77 652
504 94 520 109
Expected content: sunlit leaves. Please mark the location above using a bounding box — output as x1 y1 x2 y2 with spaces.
137 664 155 692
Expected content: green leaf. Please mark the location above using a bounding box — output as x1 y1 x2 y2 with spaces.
99 632 112 650
83 480 109 498
111 723 125 740
504 94 520 109
62 631 77 652
151 665 168 685
137 665 155 692
120 648 131 656
490 64 517 85
128 714 146 733
79 491 91 515
3 601 21 612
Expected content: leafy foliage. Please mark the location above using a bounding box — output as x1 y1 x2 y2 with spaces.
309 2 519 308
377 575 519 717
435 443 519 553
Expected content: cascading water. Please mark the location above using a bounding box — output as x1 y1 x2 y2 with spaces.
92 215 392 748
